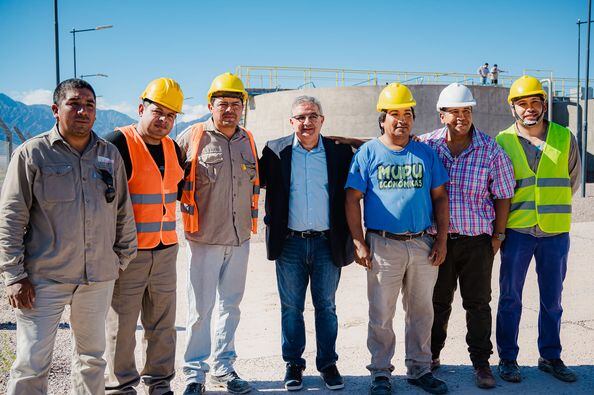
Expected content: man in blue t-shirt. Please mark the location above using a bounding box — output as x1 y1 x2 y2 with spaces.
345 83 450 395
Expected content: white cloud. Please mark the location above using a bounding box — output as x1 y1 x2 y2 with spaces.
96 98 136 118
13 89 53 106
180 103 209 123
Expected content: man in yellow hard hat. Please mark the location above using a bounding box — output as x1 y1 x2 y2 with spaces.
345 83 450 395
495 75 581 384
104 78 186 395
178 73 259 395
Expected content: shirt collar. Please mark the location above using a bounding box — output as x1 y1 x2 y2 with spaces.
292 133 324 153
49 124 102 149
434 125 487 149
205 118 244 141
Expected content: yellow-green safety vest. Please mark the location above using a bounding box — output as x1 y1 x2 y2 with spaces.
496 122 572 233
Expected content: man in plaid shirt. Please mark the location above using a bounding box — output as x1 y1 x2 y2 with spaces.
420 83 515 389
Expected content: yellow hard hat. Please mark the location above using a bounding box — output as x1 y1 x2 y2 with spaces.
140 78 184 113
507 75 547 104
207 72 248 103
376 83 416 112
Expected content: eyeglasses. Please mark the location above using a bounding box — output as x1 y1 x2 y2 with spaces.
98 169 115 203
291 113 322 123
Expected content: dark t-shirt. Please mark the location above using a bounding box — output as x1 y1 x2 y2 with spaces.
105 129 185 251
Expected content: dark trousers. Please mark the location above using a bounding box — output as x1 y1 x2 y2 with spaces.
275 234 341 371
496 230 569 361
431 234 494 368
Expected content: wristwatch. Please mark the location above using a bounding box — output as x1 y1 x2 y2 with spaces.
493 232 506 241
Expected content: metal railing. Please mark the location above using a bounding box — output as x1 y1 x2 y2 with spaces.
236 65 593 98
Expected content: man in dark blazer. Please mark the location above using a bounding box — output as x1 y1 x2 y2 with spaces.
259 96 354 392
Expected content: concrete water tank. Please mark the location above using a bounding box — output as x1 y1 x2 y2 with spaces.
245 84 514 147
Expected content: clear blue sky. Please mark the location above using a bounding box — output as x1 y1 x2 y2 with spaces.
0 0 587 120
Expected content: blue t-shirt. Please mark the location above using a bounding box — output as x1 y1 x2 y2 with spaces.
345 138 449 234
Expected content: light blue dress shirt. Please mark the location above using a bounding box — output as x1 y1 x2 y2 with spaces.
288 134 330 231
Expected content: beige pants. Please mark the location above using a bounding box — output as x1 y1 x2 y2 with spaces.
105 246 178 395
366 232 438 379
8 279 115 395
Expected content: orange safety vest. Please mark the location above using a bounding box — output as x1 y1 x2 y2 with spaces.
119 125 184 248
180 123 260 234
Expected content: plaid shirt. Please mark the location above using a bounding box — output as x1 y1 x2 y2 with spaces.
421 126 515 236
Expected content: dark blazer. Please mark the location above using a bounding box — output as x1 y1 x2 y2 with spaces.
259 134 354 267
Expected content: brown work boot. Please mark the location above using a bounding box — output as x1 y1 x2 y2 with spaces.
475 366 496 389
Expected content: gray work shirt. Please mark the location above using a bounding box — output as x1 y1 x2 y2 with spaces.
0 126 138 286
177 119 257 246
514 124 581 237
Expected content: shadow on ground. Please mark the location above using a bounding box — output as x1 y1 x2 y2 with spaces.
194 366 594 394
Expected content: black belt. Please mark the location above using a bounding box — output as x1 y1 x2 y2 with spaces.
448 233 471 240
288 229 329 239
367 229 426 241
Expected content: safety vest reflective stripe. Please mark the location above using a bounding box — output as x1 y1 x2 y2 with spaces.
516 177 535 188
510 201 536 211
538 204 572 214
182 182 193 191
136 221 177 232
130 192 177 204
536 178 571 187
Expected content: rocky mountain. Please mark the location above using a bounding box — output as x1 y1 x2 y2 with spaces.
0 93 210 142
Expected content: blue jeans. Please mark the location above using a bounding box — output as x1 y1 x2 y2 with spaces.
496 229 569 361
275 234 341 371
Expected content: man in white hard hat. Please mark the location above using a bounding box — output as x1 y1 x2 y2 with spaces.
420 83 515 389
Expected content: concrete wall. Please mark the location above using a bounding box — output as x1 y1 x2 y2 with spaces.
245 85 594 178
245 84 513 148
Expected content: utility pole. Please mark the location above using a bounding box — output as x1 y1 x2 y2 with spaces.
583 0 593 197
54 0 60 85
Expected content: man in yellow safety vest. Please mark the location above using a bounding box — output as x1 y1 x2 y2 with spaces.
495 75 581 384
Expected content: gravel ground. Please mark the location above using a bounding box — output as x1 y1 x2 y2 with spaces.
1 187 593 394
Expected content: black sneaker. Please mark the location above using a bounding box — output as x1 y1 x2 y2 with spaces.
284 364 304 391
498 359 521 383
183 382 205 395
320 364 344 390
407 372 448 394
369 376 392 395
208 371 252 394
538 357 577 382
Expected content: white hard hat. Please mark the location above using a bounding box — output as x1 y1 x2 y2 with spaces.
436 83 476 111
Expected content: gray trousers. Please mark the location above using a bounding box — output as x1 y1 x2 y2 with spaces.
8 279 115 395
366 232 438 379
105 245 178 395
183 239 250 384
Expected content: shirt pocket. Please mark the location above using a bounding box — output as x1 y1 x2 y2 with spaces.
198 152 224 184
241 151 257 182
461 165 489 198
41 164 76 202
